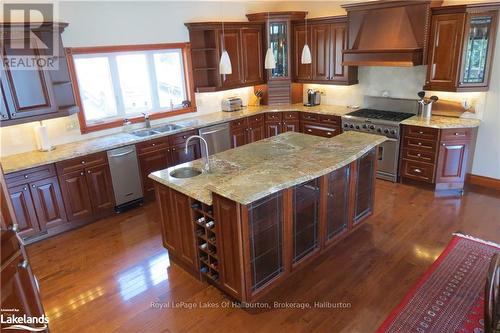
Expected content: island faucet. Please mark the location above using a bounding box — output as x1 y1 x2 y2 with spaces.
185 135 210 172
142 113 151 128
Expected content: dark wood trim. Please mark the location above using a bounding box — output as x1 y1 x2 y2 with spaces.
66 43 197 134
466 173 500 190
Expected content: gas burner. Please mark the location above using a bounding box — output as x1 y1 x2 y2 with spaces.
346 109 414 122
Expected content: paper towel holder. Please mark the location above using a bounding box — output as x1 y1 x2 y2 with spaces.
34 121 55 152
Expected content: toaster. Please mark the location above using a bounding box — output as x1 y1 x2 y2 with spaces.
221 97 243 112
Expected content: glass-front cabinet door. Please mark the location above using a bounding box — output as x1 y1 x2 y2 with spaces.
459 13 497 88
247 192 284 293
354 149 376 224
325 166 350 244
269 21 288 78
292 178 320 264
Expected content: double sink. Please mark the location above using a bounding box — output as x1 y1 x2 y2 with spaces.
131 124 184 137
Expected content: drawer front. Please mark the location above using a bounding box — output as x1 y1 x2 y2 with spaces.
319 114 341 126
402 149 437 164
300 112 319 122
136 137 169 155
230 118 247 130
403 137 437 152
56 152 108 175
248 114 265 125
401 160 435 183
302 123 339 138
5 164 56 188
404 125 439 140
169 129 198 146
282 111 299 120
440 127 474 141
265 113 282 121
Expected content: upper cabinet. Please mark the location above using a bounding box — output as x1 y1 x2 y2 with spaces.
0 22 79 126
424 4 499 92
185 22 265 92
292 16 358 85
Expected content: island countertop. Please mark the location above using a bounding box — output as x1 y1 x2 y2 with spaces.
149 131 386 205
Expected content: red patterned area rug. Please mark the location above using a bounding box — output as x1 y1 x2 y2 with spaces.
377 233 500 333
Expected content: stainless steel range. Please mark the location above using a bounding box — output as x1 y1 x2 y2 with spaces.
342 96 418 182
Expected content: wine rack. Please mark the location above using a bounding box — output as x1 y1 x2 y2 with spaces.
191 199 219 283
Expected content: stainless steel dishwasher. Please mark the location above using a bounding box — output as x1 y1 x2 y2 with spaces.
107 145 143 212
198 123 231 156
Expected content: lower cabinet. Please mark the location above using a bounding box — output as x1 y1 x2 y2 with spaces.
300 113 342 138
353 149 376 224
58 170 93 221
8 185 40 238
85 164 115 214
29 176 67 230
435 141 469 184
325 165 350 244
138 149 169 197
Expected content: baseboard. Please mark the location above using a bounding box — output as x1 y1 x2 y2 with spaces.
466 173 500 190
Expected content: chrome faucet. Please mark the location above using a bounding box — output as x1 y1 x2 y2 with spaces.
186 135 210 172
142 113 151 128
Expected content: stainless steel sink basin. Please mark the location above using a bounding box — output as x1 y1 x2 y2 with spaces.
131 129 160 137
170 167 202 179
154 124 183 133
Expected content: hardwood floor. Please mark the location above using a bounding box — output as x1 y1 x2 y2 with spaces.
26 180 500 333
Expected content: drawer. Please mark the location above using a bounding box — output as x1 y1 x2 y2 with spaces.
248 114 265 125
402 137 437 152
230 118 247 130
404 125 439 140
300 112 319 122
265 113 282 121
282 111 299 120
56 152 108 175
319 114 341 126
401 159 435 183
5 164 56 188
440 127 475 141
169 129 197 146
302 123 340 138
402 149 437 164
136 137 169 155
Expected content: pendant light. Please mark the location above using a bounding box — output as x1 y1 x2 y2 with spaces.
301 15 312 64
264 12 276 69
219 16 232 74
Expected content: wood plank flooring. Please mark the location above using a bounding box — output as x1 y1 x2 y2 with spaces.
26 181 500 333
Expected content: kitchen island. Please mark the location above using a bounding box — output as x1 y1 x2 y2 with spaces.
150 131 385 303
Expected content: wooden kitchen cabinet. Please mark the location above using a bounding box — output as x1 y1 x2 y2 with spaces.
85 164 115 214
300 113 342 138
424 4 499 92
230 116 266 147
29 176 67 230
58 170 93 221
325 165 350 245
353 149 376 224
186 22 265 92
0 23 78 126
293 17 358 85
436 140 470 185
138 149 169 197
230 123 248 148
8 185 40 238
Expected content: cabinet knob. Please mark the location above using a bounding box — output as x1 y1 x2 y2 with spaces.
183 135 187 139
414 168 422 173
31 184 36 188
80 172 84 176
87 170 91 173
454 132 460 136
8 223 19 233
442 143 446 146
167 149 170 152
23 187 27 191
417 142 422 146
417 153 421 157
18 259 29 269
418 131 424 134
172 148 176 151
81 161 86 164
24 175 28 179
11 113 16 117
152 143 156 146
327 132 332 136
307 129 312 132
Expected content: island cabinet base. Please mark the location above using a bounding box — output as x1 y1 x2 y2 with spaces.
154 148 378 304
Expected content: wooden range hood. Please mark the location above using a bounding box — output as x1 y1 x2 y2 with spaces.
341 0 442 67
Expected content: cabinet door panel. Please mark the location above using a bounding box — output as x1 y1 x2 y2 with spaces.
0 81 10 121
219 29 242 88
293 25 312 81
156 185 179 252
8 185 40 238
248 124 265 143
311 24 330 81
325 166 350 243
170 190 197 269
282 120 300 133
2 37 56 119
265 121 281 138
353 149 376 224
59 171 92 221
436 141 468 183
425 13 466 90
330 24 348 82
138 149 169 197
241 27 264 85
171 141 200 166
292 179 320 264
86 164 115 213
230 126 247 148
29 176 67 230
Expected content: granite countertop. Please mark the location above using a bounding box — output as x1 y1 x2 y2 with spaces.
149 131 386 205
0 104 352 174
401 115 481 129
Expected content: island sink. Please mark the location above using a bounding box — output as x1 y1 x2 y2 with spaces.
150 131 385 304
170 167 202 179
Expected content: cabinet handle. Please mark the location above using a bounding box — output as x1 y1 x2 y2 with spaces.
31 184 36 188
417 153 421 157
87 170 91 174
327 132 332 136
152 143 156 146
8 223 19 233
183 135 187 139
23 187 27 191
454 132 463 136
11 113 16 117
417 142 422 146
414 168 422 173
81 161 86 164
167 149 170 152
442 143 446 146
80 172 84 176
24 175 28 179
172 148 176 151
418 131 424 134
18 259 29 269
307 129 312 132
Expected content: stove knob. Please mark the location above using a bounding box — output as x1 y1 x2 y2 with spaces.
384 129 389 134
390 129 397 135
370 125 375 130
355 125 360 129
362 124 367 129
377 128 382 133
350 124 354 128
344 123 348 128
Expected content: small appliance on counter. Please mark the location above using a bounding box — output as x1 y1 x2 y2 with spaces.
417 91 438 119
304 89 321 107
221 97 243 112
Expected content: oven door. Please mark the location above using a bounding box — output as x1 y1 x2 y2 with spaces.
376 138 399 182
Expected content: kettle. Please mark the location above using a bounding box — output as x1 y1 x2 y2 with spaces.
417 91 438 119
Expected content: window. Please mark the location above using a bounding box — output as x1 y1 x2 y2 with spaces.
68 43 195 133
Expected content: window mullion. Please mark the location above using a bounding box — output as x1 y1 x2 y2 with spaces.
147 52 161 112
108 55 126 119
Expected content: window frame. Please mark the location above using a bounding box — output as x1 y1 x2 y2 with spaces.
66 43 196 134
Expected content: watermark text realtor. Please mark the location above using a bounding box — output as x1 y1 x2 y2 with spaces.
2 2 60 70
